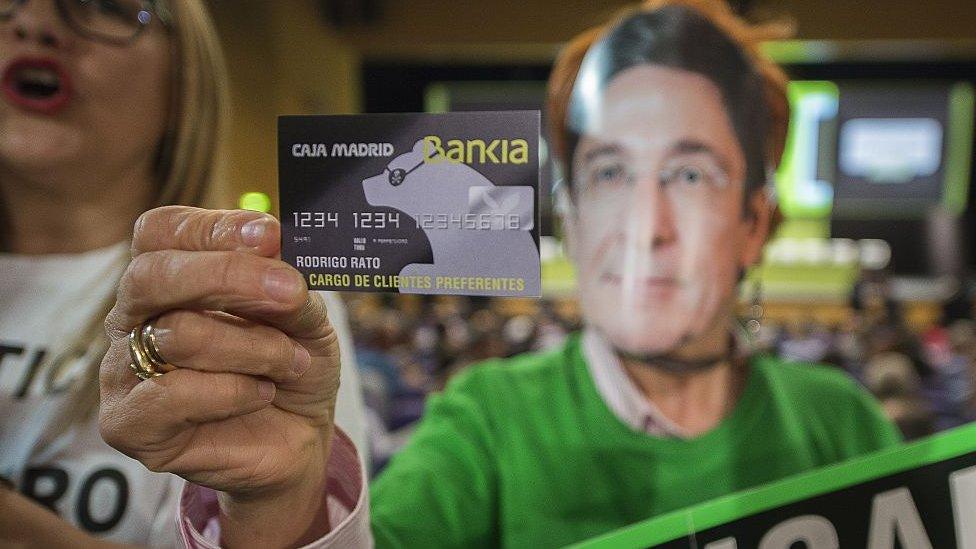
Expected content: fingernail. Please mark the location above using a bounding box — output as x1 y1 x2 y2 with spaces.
263 268 302 302
293 346 311 377
258 380 276 402
241 218 267 246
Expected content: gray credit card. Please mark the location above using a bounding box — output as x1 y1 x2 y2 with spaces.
279 111 541 297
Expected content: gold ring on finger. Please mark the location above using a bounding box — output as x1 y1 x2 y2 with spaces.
140 322 170 369
128 320 174 381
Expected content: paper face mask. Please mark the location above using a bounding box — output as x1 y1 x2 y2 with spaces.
560 7 771 361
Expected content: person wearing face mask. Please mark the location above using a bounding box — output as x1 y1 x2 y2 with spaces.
0 1 367 546
96 1 901 547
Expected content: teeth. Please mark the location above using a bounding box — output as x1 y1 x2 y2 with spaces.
18 67 61 87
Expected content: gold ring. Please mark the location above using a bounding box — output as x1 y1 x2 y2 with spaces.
141 322 169 368
128 320 174 381
128 361 158 381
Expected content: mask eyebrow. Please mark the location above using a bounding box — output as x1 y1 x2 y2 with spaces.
665 139 732 173
582 144 623 164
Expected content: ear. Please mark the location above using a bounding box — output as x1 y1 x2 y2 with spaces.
739 189 773 269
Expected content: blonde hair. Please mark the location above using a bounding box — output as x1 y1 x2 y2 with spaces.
156 0 230 206
45 0 230 439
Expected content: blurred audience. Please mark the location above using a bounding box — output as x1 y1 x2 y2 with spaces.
347 286 975 473
345 294 579 470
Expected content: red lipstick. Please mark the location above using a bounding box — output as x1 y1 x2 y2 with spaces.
2 57 73 115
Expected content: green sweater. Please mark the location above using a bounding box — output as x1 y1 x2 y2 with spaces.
370 333 900 548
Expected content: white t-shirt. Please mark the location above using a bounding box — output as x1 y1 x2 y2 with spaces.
0 243 368 546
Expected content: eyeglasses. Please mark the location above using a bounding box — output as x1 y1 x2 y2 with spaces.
0 0 170 45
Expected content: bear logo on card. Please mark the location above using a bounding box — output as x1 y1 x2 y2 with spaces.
362 139 539 296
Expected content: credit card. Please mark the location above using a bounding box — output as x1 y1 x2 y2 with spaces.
279 111 541 297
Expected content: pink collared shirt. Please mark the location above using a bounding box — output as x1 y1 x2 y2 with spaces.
177 329 691 547
582 328 691 438
177 429 372 548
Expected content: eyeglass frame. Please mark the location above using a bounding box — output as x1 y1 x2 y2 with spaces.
0 0 171 46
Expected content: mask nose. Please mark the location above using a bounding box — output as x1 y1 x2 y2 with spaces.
651 192 676 249
632 173 677 250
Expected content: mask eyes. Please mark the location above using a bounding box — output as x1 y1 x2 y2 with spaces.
672 166 704 185
581 160 632 189
577 149 733 193
596 164 628 184
660 159 729 189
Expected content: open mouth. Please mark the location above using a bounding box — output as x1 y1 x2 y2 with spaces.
2 58 72 114
17 67 61 98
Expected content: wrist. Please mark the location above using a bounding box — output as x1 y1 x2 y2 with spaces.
218 431 334 548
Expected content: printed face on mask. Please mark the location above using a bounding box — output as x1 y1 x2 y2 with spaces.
568 64 762 357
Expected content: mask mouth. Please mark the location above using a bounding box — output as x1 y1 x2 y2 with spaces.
2 58 73 115
601 273 681 285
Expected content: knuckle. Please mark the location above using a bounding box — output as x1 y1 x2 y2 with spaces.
127 251 163 288
172 209 210 251
308 289 326 312
171 208 255 252
158 205 191 218
132 210 152 245
123 252 167 304
132 206 183 254
321 325 338 346
119 251 188 314
214 253 242 294
275 270 311 314
264 331 297 371
103 307 127 337
209 215 235 248
300 293 333 340
281 290 310 317
319 327 340 357
212 210 258 247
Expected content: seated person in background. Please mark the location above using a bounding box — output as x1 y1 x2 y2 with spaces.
865 352 934 439
98 0 901 547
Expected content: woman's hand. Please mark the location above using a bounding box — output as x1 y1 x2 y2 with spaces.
98 206 341 547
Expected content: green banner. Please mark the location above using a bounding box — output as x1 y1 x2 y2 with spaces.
574 423 976 548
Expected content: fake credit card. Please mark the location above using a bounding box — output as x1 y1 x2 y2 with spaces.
279 112 541 297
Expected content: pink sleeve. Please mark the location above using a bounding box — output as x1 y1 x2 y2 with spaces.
177 429 372 548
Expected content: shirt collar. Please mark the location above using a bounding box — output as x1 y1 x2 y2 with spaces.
581 327 691 438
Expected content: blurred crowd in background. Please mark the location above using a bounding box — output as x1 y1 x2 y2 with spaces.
344 270 976 473
346 291 581 471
